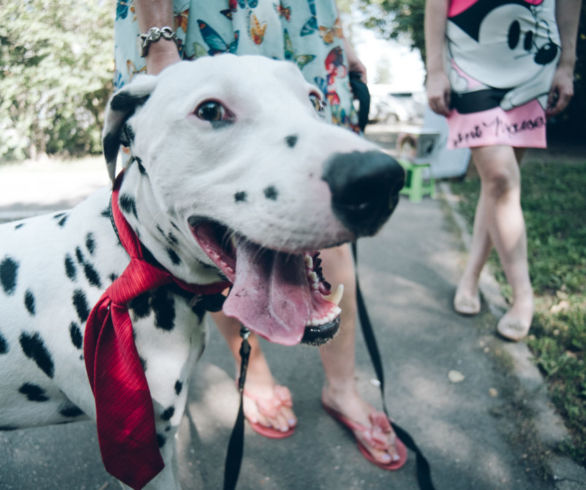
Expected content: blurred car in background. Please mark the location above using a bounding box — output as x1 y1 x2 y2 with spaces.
369 84 425 125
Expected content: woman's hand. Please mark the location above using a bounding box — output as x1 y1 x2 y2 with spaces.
426 70 451 117
546 64 574 117
343 38 367 83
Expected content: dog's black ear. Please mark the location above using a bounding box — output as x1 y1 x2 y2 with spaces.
102 75 158 185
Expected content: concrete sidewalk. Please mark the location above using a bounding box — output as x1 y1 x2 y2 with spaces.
0 152 582 489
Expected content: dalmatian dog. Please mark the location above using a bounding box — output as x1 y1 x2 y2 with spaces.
0 55 403 489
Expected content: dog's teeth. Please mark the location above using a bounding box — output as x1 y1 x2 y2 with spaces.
309 271 318 284
308 305 342 327
323 284 344 306
304 254 313 269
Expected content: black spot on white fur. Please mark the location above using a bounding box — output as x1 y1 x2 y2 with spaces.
161 406 175 421
157 434 166 448
75 247 85 264
129 292 152 320
120 194 138 219
174 380 183 395
19 332 54 378
103 132 120 167
19 383 49 402
0 331 8 354
69 322 83 350
263 185 278 201
24 290 36 315
83 262 102 288
192 293 225 322
121 124 135 146
86 233 96 255
167 248 181 266
110 91 150 112
234 191 247 203
285 134 298 148
65 254 77 281
152 288 175 331
72 248 101 288
0 256 19 295
14 223 25 230
135 156 147 176
53 212 69 227
59 404 85 418
72 289 90 323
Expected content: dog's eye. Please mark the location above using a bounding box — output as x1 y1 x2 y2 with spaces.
309 92 326 115
195 100 234 126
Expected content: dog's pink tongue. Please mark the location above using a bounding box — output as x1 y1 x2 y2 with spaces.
223 240 310 346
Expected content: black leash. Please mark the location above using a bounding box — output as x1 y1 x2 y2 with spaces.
352 242 435 490
223 326 251 490
348 73 435 490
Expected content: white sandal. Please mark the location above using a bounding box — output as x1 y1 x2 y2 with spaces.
453 289 481 315
497 313 531 341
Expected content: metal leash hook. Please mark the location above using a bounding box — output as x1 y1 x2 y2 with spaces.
223 325 251 490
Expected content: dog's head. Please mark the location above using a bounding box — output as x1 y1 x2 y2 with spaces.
102 54 404 346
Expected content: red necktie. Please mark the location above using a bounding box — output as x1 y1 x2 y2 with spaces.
84 174 229 489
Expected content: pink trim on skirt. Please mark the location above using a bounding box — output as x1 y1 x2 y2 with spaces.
446 99 547 149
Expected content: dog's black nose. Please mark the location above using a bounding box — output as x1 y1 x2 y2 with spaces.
322 150 404 236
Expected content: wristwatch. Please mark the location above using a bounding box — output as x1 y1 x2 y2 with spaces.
137 26 178 57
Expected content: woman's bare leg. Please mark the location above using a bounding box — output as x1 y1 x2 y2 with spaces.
319 244 400 464
467 145 533 338
211 312 296 432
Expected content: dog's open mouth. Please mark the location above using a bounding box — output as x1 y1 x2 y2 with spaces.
189 218 343 346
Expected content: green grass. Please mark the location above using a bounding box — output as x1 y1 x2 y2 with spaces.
450 160 586 466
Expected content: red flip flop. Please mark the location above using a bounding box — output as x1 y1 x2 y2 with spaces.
243 385 296 439
322 402 407 470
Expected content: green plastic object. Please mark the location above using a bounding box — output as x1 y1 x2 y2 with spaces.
398 159 436 203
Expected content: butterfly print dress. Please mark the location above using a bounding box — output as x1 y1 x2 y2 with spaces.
114 0 358 130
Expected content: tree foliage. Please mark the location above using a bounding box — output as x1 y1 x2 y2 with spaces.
0 0 114 160
359 1 425 58
360 0 586 142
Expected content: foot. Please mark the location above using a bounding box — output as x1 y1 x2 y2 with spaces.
242 382 297 438
497 298 533 341
453 280 481 315
321 385 404 467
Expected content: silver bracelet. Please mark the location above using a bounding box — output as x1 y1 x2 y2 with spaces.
137 26 178 57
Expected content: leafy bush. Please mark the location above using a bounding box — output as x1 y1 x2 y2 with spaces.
0 0 114 160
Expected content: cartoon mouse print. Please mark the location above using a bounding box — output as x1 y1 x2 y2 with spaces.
446 0 560 114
